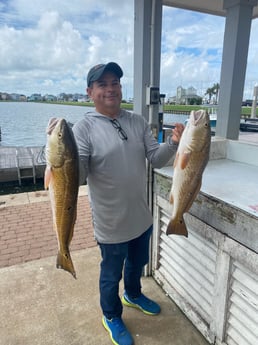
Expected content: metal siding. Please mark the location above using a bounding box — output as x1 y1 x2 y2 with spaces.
158 207 217 324
153 194 258 345
225 262 258 345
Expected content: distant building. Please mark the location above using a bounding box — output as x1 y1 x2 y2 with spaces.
0 92 9 100
72 93 87 102
44 94 57 102
9 93 27 101
175 86 202 105
77 95 89 102
167 96 176 104
19 94 27 101
27 93 42 101
0 91 90 103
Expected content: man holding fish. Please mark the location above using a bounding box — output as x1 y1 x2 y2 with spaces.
72 62 184 345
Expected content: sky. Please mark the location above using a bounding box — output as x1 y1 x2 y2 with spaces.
1 0 258 101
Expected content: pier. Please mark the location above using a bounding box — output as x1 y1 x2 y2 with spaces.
1 131 258 185
0 146 46 184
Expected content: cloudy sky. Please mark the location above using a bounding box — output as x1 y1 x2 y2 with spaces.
1 0 258 100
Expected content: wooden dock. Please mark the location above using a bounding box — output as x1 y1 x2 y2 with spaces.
1 132 258 185
0 146 46 184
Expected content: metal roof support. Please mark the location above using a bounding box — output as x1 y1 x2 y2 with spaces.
133 0 162 130
134 0 163 277
134 0 151 121
216 0 257 139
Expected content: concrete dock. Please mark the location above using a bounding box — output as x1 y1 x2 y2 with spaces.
0 187 209 345
0 247 209 345
1 132 257 345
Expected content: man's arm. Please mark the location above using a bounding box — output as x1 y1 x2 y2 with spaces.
145 122 184 169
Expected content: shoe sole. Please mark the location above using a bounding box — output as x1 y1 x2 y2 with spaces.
102 317 119 345
121 296 159 316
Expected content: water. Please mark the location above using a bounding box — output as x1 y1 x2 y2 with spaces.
0 102 189 147
0 102 90 146
164 113 189 125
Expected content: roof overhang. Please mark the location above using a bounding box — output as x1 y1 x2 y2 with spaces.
163 0 258 19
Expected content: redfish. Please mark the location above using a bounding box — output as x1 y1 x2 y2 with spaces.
166 110 211 237
45 118 79 278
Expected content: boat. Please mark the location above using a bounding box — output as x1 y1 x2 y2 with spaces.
240 118 258 131
209 113 217 128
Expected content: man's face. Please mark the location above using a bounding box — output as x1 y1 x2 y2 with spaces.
87 71 122 114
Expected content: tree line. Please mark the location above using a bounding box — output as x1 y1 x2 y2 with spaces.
205 83 220 104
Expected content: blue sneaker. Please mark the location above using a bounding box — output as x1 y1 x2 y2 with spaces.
102 316 134 345
122 292 161 315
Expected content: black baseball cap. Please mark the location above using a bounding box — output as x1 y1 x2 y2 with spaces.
87 62 123 87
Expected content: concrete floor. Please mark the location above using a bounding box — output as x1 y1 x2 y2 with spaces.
0 246 209 345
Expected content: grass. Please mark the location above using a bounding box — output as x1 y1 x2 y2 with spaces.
163 104 257 117
22 100 258 117
51 101 258 117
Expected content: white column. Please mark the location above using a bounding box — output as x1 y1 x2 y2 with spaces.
216 0 256 139
133 0 162 129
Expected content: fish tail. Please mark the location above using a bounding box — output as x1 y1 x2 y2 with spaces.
166 218 188 237
56 251 77 279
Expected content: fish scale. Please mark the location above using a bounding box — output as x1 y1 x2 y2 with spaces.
45 118 79 278
166 109 211 237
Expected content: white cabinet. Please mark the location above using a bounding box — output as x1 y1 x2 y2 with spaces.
152 163 258 345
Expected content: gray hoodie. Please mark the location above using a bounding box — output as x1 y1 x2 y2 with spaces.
72 109 177 244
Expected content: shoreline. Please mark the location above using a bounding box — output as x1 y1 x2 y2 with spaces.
1 100 257 116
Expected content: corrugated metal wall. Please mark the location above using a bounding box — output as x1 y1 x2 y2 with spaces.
152 195 258 345
225 262 258 345
159 207 216 324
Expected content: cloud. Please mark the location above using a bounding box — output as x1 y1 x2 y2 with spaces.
0 1 258 100
0 10 85 93
0 0 134 95
160 7 225 98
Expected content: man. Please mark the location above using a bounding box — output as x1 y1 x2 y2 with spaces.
73 62 184 345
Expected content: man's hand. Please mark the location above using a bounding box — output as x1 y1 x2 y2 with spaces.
172 123 184 144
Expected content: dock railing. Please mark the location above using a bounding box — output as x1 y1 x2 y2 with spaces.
15 147 36 185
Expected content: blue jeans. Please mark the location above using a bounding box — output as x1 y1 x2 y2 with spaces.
98 226 153 319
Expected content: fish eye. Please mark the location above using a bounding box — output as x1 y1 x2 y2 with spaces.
58 132 62 138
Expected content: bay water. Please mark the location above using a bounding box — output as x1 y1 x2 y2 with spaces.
0 102 90 147
0 102 188 147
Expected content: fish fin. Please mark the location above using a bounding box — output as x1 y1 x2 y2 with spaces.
56 251 77 279
44 166 52 189
180 152 191 169
166 218 188 237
